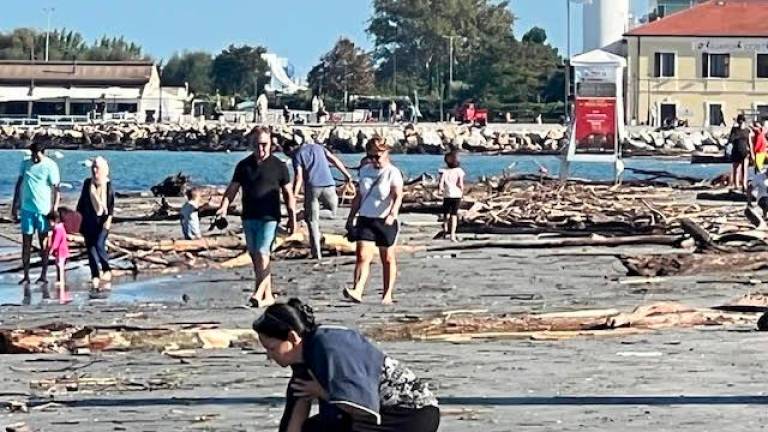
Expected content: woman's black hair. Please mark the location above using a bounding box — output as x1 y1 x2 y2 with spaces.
30 142 45 163
444 150 460 169
253 298 317 340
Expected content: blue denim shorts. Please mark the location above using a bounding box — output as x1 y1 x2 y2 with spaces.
20 210 49 235
243 218 279 255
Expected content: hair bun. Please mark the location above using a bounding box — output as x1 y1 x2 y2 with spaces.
287 298 316 330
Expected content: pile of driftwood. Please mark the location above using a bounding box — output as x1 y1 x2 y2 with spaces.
369 301 757 343
0 322 258 354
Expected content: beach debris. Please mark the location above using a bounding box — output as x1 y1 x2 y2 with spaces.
368 301 756 342
151 172 190 197
0 324 259 354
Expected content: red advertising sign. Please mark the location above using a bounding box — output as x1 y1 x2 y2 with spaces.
574 98 616 154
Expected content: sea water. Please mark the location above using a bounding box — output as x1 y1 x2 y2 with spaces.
0 150 729 199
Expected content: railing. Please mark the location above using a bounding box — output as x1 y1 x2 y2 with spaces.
0 117 40 126
38 115 91 126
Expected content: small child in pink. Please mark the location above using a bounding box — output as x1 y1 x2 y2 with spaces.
47 211 70 297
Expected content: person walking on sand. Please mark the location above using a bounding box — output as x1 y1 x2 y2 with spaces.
729 114 752 192
11 142 61 286
77 156 115 290
46 210 70 301
289 134 353 260
344 137 404 304
253 298 440 432
180 187 203 240
751 120 767 171
217 127 296 307
438 151 465 242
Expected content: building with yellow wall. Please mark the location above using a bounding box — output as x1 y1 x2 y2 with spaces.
625 0 768 127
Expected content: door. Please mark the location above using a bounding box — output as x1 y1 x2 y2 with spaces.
660 103 677 126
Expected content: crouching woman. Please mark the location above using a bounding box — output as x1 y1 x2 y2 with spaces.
253 299 440 432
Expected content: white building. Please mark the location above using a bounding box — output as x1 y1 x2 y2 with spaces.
582 0 631 52
0 60 189 123
261 53 307 95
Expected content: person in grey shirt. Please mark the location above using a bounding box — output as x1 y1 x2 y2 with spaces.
289 135 352 259
180 188 202 240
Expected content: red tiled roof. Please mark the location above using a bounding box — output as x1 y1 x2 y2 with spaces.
626 0 768 37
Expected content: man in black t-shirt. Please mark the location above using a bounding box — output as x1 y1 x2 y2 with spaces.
217 127 296 307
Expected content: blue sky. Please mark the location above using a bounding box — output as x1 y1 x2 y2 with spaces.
4 0 649 76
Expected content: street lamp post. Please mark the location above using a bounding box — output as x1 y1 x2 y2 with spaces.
43 7 55 62
158 63 163 123
389 20 398 96
441 35 466 99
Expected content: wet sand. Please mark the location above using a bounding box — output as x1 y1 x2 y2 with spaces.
1 205 767 431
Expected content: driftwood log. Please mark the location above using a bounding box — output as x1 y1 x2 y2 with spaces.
368 302 756 342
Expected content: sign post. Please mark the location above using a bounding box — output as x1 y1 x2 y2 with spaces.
560 49 627 183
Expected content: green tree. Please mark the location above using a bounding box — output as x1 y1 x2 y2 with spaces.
162 51 214 95
367 1 566 115
307 38 375 98
0 28 146 61
367 0 517 98
522 26 548 44
211 44 268 97
85 36 146 61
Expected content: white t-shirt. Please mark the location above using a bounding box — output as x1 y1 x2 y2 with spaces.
358 164 404 218
440 167 465 198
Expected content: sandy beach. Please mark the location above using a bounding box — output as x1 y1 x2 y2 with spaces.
1 181 767 431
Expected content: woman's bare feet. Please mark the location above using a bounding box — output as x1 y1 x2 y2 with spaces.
91 278 101 290
381 296 394 305
102 271 112 282
248 293 275 308
343 287 363 303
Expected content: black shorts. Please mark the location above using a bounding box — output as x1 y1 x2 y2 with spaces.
356 216 399 247
732 141 750 163
442 198 461 215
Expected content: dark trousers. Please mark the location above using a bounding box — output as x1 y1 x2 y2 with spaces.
84 227 111 278
302 406 439 432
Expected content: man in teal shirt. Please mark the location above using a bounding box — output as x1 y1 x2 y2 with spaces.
11 143 61 285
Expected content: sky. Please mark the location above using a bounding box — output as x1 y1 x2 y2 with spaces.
3 0 650 77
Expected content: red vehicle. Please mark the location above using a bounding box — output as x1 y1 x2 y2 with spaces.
455 101 488 126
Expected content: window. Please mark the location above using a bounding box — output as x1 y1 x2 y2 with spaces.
654 52 676 77
758 105 768 121
702 53 730 78
758 54 768 78
708 104 724 126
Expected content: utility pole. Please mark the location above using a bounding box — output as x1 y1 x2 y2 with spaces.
441 35 465 99
393 47 397 96
44 7 54 62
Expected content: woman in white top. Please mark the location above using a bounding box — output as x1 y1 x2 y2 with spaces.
345 137 404 304
438 151 465 242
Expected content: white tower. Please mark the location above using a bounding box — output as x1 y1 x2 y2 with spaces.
582 0 630 52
